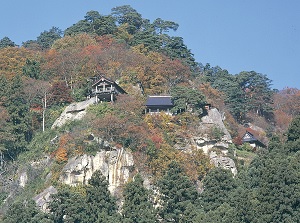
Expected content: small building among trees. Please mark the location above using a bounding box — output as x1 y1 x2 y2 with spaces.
242 129 266 149
145 95 173 115
90 76 126 103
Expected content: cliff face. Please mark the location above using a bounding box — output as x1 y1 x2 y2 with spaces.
60 148 134 195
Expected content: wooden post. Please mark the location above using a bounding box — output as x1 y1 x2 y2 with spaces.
42 92 47 132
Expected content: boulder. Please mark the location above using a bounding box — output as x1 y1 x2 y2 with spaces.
51 97 96 128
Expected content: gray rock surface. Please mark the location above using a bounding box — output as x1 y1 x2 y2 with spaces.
210 151 237 175
201 108 232 142
33 186 57 212
52 97 96 128
59 148 134 194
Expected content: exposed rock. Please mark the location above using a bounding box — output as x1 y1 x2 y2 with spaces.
51 97 96 129
201 108 232 142
210 151 237 175
18 171 28 188
33 186 57 212
193 136 230 154
60 148 134 195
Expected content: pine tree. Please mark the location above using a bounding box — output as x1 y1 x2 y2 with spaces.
200 168 237 212
122 174 158 223
85 170 120 222
157 161 199 222
49 186 86 223
2 75 32 159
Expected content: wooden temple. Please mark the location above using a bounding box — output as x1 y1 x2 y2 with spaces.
90 76 126 102
145 95 174 115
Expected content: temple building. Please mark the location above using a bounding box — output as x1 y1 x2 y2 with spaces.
90 76 126 102
145 95 173 115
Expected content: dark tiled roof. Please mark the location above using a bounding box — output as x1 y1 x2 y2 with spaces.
146 96 173 106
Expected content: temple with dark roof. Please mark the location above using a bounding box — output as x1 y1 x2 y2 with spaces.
145 95 173 115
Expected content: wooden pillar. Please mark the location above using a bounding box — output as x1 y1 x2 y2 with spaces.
111 93 114 102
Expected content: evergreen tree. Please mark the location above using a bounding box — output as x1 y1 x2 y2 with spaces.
200 168 237 212
157 161 199 222
285 115 300 154
3 75 31 159
122 174 158 223
0 36 17 48
49 186 86 223
170 86 206 114
2 200 52 223
85 170 120 222
37 27 62 49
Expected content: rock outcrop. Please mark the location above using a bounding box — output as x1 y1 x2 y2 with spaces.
34 186 57 212
210 151 237 175
194 108 237 175
51 97 96 128
59 148 134 195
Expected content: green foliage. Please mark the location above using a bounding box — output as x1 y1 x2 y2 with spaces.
37 27 62 49
170 86 206 114
64 11 117 36
210 125 224 140
157 161 199 222
112 5 144 35
22 59 41 80
287 115 300 142
85 170 120 222
0 37 17 48
49 185 86 223
122 174 157 223
201 168 237 212
2 199 52 223
19 129 58 161
87 102 114 117
203 64 274 122
0 75 32 159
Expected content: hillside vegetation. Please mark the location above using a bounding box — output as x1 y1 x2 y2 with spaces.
1 5 300 222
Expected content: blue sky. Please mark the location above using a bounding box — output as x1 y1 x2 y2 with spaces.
0 0 299 90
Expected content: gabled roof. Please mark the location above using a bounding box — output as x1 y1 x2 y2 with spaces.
146 96 173 107
242 128 266 148
92 75 115 87
91 75 126 94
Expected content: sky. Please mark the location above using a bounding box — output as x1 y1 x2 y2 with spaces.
0 0 299 90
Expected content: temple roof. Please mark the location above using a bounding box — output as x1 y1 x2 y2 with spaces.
146 96 173 107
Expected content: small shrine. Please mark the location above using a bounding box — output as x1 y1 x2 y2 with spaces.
90 76 126 102
242 129 266 148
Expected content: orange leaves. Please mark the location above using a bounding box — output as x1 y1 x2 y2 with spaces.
55 147 68 163
52 134 72 163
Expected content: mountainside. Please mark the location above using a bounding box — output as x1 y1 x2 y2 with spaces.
1 5 300 222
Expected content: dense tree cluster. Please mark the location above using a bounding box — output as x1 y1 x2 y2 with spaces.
1 4 300 222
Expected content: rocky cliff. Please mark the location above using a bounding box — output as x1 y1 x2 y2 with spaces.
59 148 134 195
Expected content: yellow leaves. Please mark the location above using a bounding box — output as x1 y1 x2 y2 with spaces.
52 33 97 51
0 47 35 79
